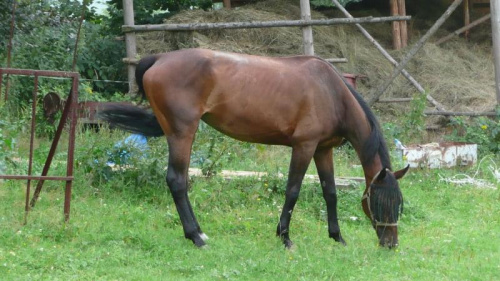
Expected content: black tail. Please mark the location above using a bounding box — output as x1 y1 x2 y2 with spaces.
98 104 164 137
135 55 158 98
98 55 163 137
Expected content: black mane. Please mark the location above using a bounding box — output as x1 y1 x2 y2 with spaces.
344 83 392 171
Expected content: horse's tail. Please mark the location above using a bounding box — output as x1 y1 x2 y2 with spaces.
98 55 164 137
98 104 164 137
135 55 159 98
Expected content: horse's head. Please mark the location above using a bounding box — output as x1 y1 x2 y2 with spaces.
362 165 409 248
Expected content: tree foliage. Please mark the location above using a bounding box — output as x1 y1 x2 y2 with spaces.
0 0 127 106
105 0 213 34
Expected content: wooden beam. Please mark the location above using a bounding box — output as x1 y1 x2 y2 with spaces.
325 58 348 63
223 0 231 9
368 0 463 106
492 0 500 106
424 111 497 116
391 0 402 50
300 0 314 55
398 0 408 47
436 13 491 45
330 0 446 111
121 16 412 32
464 0 470 39
125 57 348 65
123 0 137 94
378 98 413 103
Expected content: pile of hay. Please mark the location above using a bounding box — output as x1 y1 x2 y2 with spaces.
136 0 496 116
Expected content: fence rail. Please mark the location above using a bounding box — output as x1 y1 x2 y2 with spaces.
122 16 411 33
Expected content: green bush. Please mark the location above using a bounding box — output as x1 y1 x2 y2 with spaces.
446 114 500 156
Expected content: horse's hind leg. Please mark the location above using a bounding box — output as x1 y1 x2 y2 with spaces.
166 133 206 247
277 142 317 248
313 148 346 245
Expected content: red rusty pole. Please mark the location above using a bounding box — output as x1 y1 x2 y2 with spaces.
24 74 39 224
64 77 79 222
30 1 86 222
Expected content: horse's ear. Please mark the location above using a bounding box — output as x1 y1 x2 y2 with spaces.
394 164 410 180
375 168 387 182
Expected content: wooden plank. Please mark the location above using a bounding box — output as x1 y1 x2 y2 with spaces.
378 98 413 103
490 0 500 106
391 0 402 50
300 0 314 55
325 58 348 63
398 0 408 47
188 168 364 189
121 16 412 32
122 0 137 94
464 0 470 39
424 111 497 116
436 13 491 45
368 0 463 106
330 0 447 111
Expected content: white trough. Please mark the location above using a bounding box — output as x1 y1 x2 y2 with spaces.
402 142 477 169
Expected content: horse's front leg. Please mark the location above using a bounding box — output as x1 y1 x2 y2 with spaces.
314 148 346 245
167 134 207 247
277 142 317 249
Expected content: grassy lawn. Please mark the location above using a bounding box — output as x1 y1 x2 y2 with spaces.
1 139 499 280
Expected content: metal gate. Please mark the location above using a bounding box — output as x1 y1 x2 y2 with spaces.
0 68 79 222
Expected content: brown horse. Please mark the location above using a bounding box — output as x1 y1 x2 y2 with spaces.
101 48 409 248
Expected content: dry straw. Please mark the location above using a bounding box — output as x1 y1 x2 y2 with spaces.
136 0 495 114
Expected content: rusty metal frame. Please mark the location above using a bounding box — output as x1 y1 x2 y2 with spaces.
0 68 79 222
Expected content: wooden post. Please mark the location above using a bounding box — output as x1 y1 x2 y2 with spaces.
491 0 500 106
398 0 407 47
300 0 314 55
368 0 463 105
123 0 137 94
391 0 402 50
464 0 470 39
330 0 446 111
223 0 231 9
436 13 491 45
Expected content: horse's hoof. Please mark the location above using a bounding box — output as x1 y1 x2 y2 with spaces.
338 239 347 246
331 233 347 246
200 232 209 242
192 237 207 248
284 239 294 250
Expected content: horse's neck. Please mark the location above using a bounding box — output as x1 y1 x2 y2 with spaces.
341 106 383 187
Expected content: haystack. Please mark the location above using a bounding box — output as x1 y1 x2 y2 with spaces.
136 0 496 116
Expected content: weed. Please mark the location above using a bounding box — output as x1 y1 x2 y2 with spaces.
446 113 500 156
402 93 427 142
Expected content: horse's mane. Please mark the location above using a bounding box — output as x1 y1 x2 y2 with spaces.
344 83 392 171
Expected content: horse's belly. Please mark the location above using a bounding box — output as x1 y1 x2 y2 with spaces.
201 112 293 146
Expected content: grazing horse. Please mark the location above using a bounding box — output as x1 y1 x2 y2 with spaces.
100 48 409 248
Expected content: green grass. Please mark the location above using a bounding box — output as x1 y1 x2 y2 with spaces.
1 126 499 280
1 153 499 280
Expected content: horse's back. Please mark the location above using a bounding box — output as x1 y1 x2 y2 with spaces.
143 49 350 145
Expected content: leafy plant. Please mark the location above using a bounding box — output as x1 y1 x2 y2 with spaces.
402 93 427 142
0 102 19 176
191 123 239 176
446 114 500 156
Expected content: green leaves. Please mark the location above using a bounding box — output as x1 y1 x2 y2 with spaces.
447 115 500 156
